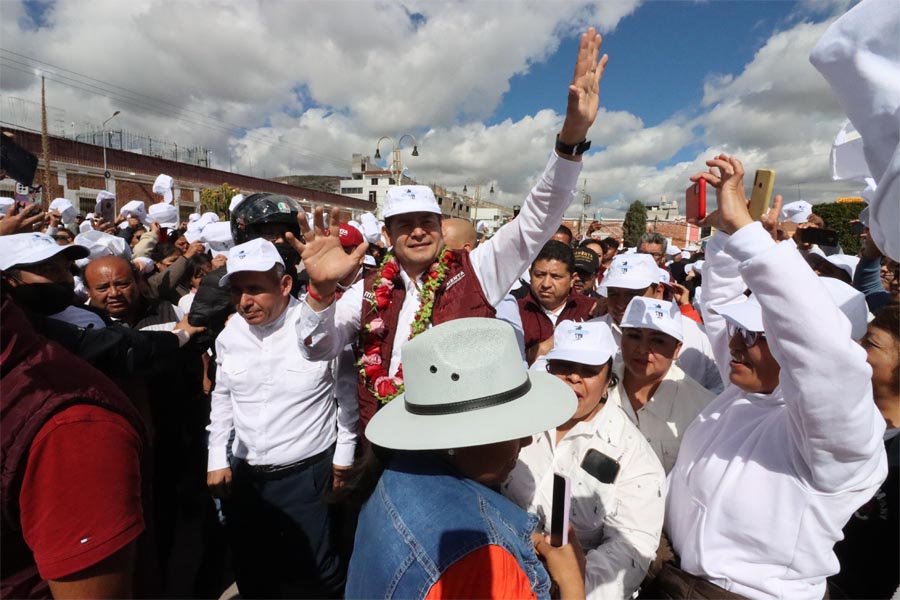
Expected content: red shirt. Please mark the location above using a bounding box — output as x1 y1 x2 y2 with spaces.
426 545 536 599
19 405 144 581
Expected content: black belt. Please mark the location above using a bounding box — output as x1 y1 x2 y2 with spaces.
239 444 334 479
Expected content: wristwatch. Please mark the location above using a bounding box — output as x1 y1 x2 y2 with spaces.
555 134 592 156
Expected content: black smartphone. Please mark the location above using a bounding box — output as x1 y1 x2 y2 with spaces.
0 133 38 187
850 221 865 236
799 227 839 247
581 448 620 485
550 473 570 548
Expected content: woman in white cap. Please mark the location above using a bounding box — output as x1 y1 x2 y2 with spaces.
662 154 887 599
343 318 586 599
608 297 715 474
504 319 665 600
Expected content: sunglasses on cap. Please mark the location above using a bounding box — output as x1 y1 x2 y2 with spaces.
726 321 766 347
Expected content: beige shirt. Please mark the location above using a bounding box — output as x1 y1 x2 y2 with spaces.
608 363 715 474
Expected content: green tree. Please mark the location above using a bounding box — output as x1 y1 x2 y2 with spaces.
200 183 242 219
623 200 647 247
812 201 865 255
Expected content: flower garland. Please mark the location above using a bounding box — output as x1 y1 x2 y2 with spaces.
358 247 455 405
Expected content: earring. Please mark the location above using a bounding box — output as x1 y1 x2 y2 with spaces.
447 449 456 456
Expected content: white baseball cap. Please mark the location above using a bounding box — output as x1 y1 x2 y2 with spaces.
49 198 77 224
825 254 859 279
201 221 234 258
152 174 175 203
74 230 133 267
781 200 813 224
229 194 245 213
0 232 89 271
219 238 284 287
598 254 661 296
665 245 681 257
543 319 617 366
148 202 178 228
714 276 868 340
620 297 684 343
383 186 441 219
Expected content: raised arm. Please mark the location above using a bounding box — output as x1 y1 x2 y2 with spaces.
470 27 608 304
700 155 885 492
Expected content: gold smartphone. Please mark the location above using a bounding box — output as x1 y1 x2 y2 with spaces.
749 169 775 221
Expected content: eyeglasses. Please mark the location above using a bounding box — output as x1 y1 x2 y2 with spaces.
726 322 765 347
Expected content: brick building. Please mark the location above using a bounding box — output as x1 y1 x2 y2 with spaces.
1 127 374 222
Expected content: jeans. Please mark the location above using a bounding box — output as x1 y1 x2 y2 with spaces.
224 448 344 599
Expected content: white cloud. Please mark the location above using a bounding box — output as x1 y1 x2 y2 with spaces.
0 0 866 223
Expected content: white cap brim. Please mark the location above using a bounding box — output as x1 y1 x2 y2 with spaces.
712 296 764 332
543 346 614 366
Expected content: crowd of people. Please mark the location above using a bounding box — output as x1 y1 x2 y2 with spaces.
1 3 899 599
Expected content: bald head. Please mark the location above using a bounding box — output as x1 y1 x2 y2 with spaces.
84 255 140 321
442 218 477 253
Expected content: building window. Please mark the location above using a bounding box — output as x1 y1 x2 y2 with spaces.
78 197 95 215
389 178 396 185
368 191 377 203
178 204 199 222
465 206 470 213
437 197 443 205
371 178 379 185
343 187 363 194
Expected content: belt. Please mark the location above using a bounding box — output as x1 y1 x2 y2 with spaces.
239 444 334 479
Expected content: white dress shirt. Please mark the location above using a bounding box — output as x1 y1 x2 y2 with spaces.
666 223 887 599
207 296 355 471
297 152 581 369
504 402 665 600
607 363 715 474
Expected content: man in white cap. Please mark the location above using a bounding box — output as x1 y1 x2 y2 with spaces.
607 297 714 473
206 237 348 598
294 27 609 434
662 154 886 599
504 319 665 599
593 253 722 393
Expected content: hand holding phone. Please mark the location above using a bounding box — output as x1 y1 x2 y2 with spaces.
550 473 571 548
749 169 775 221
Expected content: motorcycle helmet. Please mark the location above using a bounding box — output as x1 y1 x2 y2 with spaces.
230 193 302 245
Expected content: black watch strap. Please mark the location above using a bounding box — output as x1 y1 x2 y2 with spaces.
555 134 591 156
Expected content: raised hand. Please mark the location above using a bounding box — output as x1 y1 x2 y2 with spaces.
0 203 46 236
559 27 608 149
690 154 752 235
286 207 368 306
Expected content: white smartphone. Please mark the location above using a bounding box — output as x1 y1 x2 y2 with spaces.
550 473 571 547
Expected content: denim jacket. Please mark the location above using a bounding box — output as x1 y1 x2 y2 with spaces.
346 453 550 599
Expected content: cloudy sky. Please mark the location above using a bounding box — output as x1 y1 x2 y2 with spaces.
0 0 870 218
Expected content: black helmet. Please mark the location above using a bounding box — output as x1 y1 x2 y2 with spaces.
230 193 302 245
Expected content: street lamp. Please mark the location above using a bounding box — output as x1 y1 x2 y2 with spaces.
102 110 121 191
462 181 495 223
374 134 419 186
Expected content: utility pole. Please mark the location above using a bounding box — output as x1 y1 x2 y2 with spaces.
40 76 51 208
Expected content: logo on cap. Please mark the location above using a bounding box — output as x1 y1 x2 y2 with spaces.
652 303 664 319
277 202 290 213
236 250 247 259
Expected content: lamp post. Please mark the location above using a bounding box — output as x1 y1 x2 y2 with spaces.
374 134 419 186
462 181 495 225
102 110 121 191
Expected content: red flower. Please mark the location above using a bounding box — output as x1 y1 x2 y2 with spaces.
364 341 381 356
375 286 391 310
364 363 384 379
382 262 399 281
375 376 398 398
428 270 439 280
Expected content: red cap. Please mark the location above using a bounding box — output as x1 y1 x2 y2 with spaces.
338 223 364 248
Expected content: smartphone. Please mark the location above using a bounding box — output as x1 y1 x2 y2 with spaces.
98 198 116 223
799 227 839 247
550 473 571 548
685 180 706 221
0 133 39 187
850 221 865 236
581 448 621 485
749 169 775 221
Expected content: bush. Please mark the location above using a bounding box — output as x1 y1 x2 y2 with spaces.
812 201 865 255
